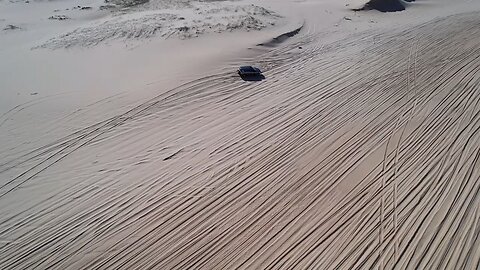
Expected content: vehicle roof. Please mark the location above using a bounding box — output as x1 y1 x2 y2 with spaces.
239 66 258 72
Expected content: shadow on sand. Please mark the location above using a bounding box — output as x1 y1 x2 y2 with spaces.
239 74 265 82
257 25 303 47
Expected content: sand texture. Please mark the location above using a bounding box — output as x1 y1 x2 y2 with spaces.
2 0 480 269
2 9 480 269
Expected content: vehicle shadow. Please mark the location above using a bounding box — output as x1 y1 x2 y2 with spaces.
239 74 265 82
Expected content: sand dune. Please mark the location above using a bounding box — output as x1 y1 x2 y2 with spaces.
38 3 280 49
1 7 480 269
0 0 281 50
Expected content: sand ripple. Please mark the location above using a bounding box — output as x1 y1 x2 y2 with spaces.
1 12 480 270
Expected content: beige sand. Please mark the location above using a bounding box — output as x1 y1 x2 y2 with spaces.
1 0 480 269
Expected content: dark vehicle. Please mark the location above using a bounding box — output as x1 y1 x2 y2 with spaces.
238 66 262 76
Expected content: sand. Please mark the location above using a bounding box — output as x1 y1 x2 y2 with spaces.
2 0 480 269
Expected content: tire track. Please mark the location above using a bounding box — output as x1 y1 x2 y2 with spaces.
1 11 480 270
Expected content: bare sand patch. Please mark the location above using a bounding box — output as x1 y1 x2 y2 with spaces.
2 0 480 269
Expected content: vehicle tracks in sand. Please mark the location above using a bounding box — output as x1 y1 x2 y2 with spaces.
1 12 480 270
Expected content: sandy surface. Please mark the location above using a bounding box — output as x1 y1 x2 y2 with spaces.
2 0 480 269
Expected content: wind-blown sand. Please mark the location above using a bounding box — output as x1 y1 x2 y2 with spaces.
1 0 480 269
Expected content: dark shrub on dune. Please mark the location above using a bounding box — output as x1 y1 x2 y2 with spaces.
354 0 407 12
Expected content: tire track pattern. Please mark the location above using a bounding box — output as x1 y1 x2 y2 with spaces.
1 13 480 270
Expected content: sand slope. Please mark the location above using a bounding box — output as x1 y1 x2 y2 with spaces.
1 8 480 269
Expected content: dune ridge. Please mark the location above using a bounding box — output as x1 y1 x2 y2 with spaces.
257 24 303 47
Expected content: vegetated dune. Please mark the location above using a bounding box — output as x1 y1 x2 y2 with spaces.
1 10 480 269
31 0 280 49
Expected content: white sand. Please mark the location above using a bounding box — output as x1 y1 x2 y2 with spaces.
2 0 480 269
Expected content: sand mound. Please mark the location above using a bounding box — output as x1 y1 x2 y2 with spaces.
37 3 279 49
354 0 407 12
